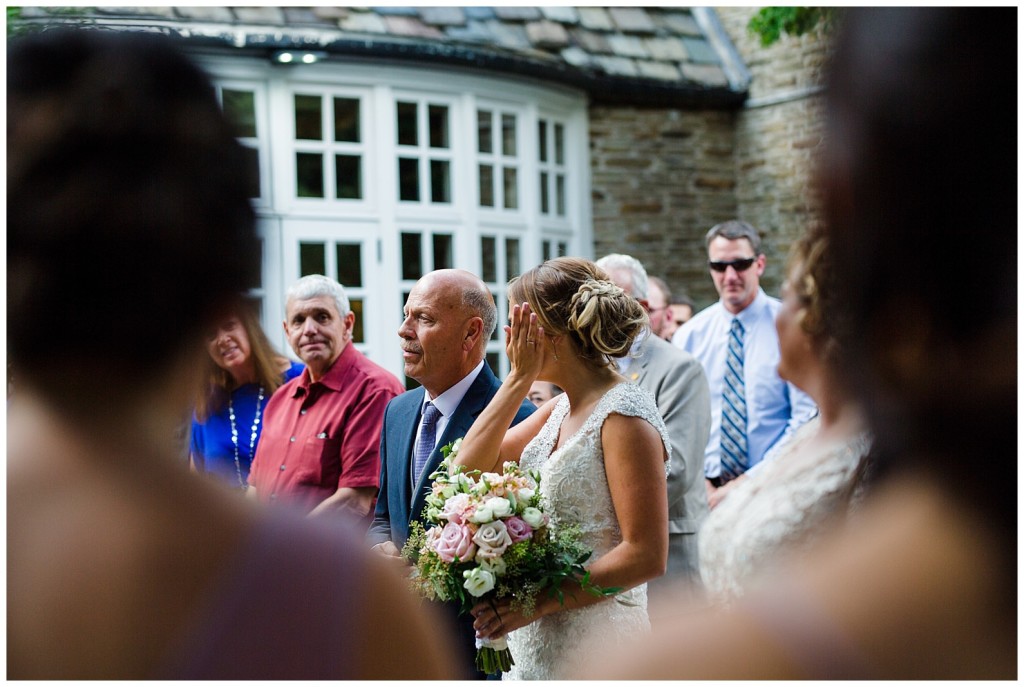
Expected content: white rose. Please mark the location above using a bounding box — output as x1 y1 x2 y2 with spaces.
517 488 535 503
485 496 512 519
478 555 507 576
521 507 546 529
450 437 463 455
463 567 496 597
473 520 513 559
468 502 495 524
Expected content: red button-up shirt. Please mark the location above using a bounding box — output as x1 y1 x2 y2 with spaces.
249 344 404 513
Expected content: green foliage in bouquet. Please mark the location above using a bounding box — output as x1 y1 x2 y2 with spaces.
401 439 622 673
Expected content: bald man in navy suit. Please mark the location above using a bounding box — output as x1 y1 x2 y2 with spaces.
369 269 534 679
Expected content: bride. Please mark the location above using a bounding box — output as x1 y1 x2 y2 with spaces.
452 257 670 680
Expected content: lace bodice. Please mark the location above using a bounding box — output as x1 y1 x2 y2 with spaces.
505 382 670 680
698 417 871 605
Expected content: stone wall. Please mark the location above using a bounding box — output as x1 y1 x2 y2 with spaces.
588 6 831 309
589 106 738 309
716 6 831 294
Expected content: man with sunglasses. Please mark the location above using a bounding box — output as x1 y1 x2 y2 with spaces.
672 220 816 509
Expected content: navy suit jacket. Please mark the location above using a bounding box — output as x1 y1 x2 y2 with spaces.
368 363 535 549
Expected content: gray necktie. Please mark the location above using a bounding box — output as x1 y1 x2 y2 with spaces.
412 402 442 485
720 318 749 480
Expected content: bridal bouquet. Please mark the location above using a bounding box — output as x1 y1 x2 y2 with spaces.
402 438 617 674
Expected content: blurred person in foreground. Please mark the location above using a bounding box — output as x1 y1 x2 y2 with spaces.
581 7 1015 679
698 225 871 605
7 29 451 680
191 303 304 490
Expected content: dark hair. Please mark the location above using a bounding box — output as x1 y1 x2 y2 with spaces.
508 257 647 371
8 29 257 413
823 8 1016 532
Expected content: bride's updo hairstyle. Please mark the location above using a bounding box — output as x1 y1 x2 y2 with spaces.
508 257 648 370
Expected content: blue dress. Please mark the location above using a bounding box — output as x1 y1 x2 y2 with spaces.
190 361 304 489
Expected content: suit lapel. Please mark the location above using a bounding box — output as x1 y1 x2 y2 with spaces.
409 366 499 523
626 340 654 385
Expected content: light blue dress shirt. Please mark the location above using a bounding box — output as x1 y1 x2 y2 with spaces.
672 288 817 479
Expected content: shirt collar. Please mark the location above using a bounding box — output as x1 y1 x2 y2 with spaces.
422 360 485 419
292 343 358 396
727 288 769 329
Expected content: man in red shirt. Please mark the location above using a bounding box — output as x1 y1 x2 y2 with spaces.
249 275 404 518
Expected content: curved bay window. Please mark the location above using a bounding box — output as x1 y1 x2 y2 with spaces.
201 56 591 383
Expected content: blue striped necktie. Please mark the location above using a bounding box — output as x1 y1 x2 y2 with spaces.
412 402 442 485
720 318 749 480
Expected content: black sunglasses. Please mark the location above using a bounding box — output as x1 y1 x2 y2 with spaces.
709 257 756 273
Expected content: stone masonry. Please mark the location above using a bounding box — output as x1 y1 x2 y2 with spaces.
591 6 831 309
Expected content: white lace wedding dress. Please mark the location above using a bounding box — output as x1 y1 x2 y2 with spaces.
504 382 670 681
698 417 871 605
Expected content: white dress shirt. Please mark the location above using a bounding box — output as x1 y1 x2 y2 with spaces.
672 289 817 479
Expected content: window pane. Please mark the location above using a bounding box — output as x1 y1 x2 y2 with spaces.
296 152 324 198
479 164 494 207
481 236 497 282
294 94 322 141
542 240 551 262
477 110 492 153
490 291 501 340
335 154 361 199
397 101 418 146
505 238 520 279
538 120 548 162
503 168 518 210
501 113 516 156
433 233 453 270
336 243 362 287
485 350 499 374
555 123 565 165
429 105 449 149
401 232 422 280
558 241 568 257
349 298 364 343
430 159 450 203
399 157 419 201
540 171 549 213
333 97 360 142
241 145 260 198
556 174 566 216
222 89 256 138
299 242 326 276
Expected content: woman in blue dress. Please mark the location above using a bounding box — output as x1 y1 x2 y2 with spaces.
191 305 303 490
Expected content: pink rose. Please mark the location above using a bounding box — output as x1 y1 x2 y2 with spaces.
440 493 474 525
504 516 533 544
434 522 477 563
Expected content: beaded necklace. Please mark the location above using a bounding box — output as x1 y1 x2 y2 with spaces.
228 386 265 490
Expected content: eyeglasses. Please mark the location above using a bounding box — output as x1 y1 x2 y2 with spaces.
708 257 756 273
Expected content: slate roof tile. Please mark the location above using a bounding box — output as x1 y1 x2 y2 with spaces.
540 6 579 24
526 20 570 49
607 34 649 59
384 15 446 39
493 7 542 22
608 7 656 33
577 7 614 31
419 7 466 27
233 7 286 24
14 6 747 107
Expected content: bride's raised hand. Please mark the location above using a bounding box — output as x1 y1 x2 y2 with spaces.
505 302 545 382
